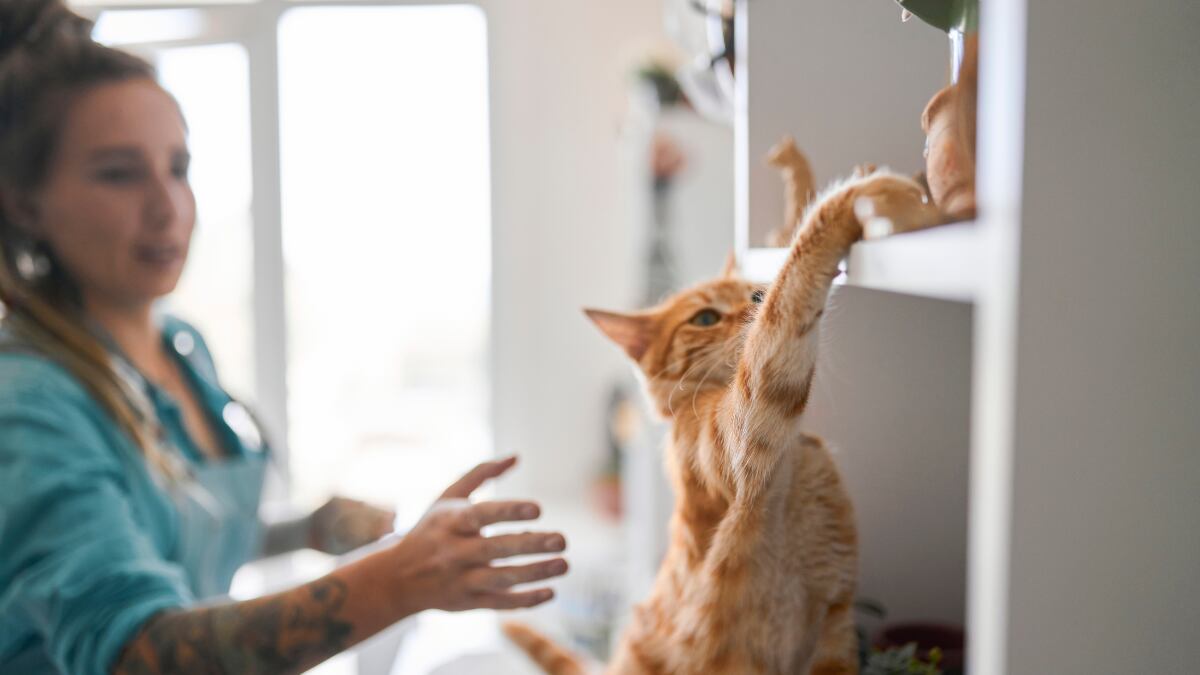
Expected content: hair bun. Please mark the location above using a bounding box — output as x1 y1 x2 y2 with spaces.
0 0 93 66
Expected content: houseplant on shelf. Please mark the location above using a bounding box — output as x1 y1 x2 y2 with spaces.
863 643 944 675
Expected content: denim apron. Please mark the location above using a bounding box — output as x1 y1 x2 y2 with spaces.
120 325 271 600
167 405 268 599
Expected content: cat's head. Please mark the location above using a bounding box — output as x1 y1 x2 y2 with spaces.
585 257 765 417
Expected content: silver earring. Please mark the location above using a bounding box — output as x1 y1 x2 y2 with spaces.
15 246 51 281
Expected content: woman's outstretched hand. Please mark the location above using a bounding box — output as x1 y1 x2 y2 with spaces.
382 456 569 614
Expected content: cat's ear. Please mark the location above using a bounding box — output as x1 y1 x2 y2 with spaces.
720 251 739 279
584 308 655 362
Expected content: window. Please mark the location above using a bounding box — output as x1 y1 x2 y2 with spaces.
157 43 257 402
278 5 492 516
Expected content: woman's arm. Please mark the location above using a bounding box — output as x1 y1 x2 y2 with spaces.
114 458 569 675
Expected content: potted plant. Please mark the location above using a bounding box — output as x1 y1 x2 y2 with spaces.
875 622 965 675
863 643 944 675
854 599 963 675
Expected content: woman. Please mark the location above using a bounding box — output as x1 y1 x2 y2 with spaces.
0 2 569 673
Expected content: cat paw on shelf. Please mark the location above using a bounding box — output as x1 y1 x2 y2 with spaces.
852 172 945 240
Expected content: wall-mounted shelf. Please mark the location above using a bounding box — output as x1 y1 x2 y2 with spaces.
733 0 1198 673
742 221 979 303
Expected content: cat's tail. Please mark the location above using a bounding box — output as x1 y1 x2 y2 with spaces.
501 621 590 675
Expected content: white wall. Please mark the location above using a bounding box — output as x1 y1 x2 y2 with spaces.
806 287 972 627
485 1 670 502
659 111 737 288
1003 1 1200 672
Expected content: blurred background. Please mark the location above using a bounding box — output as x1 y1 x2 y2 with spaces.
67 0 1200 674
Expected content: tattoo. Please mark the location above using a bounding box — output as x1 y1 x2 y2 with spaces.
113 577 354 675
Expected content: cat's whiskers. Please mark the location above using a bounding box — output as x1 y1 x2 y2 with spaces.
690 348 735 418
643 352 704 418
665 355 708 418
663 346 723 417
646 352 703 389
646 346 718 389
680 349 730 413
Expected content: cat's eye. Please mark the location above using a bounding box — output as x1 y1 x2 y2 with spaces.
751 289 766 304
689 309 722 327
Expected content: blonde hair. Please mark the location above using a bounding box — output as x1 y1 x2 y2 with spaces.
0 0 182 479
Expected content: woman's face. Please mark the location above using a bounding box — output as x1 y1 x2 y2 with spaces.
28 78 195 310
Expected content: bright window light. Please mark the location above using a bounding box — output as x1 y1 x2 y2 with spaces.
278 5 492 520
156 44 257 403
91 9 206 45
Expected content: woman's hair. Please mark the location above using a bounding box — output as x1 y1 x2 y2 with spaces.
0 0 181 478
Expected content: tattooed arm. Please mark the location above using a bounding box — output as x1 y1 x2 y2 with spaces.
114 457 569 675
114 568 368 675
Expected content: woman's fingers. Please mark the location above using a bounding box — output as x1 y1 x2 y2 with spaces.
440 456 518 500
469 558 569 592
466 532 567 564
453 500 541 533
474 588 556 610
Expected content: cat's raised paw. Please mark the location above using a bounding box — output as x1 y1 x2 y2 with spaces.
853 174 943 239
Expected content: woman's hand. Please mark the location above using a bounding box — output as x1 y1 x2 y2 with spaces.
380 456 569 614
309 497 397 555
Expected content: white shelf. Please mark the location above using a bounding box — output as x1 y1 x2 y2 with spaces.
742 221 980 303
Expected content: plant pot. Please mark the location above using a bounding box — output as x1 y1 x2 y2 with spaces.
895 0 978 34
875 622 965 673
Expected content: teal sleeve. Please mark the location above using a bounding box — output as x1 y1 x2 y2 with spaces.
0 357 195 675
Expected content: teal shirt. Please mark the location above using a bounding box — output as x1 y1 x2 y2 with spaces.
0 316 268 674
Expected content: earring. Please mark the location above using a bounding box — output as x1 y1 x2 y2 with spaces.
14 245 51 281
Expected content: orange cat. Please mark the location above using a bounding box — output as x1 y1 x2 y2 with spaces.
504 170 937 675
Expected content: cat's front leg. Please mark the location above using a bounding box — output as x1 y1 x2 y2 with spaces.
714 173 931 503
